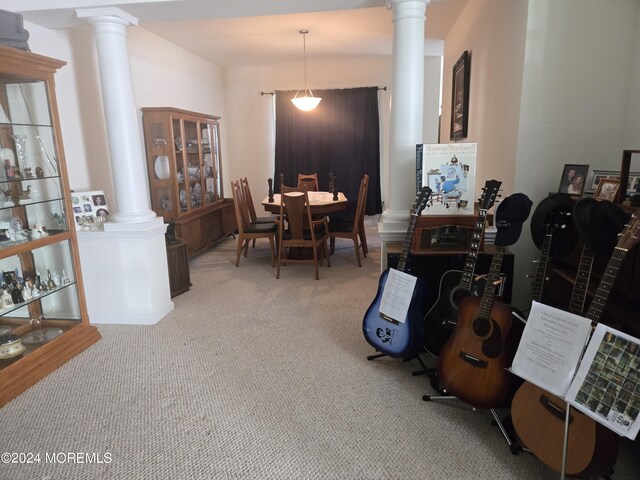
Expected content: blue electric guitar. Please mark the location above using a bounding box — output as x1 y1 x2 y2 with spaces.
362 186 432 358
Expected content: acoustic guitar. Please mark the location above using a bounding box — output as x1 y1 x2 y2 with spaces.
423 179 501 356
362 186 432 358
511 212 640 476
436 243 514 409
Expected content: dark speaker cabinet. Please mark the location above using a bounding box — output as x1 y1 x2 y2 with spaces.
166 241 191 298
386 244 515 312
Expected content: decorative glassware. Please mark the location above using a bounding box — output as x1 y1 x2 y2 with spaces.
36 135 57 175
11 134 28 177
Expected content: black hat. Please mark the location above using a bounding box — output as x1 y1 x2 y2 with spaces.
573 198 630 256
530 193 579 257
495 193 533 246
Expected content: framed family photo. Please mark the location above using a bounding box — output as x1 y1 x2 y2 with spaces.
594 178 620 202
450 50 470 140
558 164 589 195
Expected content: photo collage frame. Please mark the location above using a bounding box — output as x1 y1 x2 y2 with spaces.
70 190 110 230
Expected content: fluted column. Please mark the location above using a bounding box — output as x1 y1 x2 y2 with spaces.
76 7 156 224
379 0 430 265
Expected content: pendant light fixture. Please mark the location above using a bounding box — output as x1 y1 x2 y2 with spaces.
291 29 321 111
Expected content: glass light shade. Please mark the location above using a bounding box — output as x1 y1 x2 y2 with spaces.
291 95 322 111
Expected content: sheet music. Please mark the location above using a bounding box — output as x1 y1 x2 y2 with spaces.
566 323 640 440
378 268 416 324
511 301 592 396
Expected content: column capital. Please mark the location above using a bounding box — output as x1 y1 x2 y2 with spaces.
76 7 139 27
390 0 431 12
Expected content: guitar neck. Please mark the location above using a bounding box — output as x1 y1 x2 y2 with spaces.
397 212 419 273
568 245 594 315
477 245 507 319
530 234 552 303
585 247 627 322
459 209 488 291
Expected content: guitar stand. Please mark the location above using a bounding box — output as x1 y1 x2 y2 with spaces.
421 306 527 456
366 351 430 377
423 392 521 455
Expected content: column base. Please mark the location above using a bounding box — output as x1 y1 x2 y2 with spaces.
378 210 411 270
77 219 173 325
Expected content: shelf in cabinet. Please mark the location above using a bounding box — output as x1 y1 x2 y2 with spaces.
0 173 60 185
0 195 65 212
0 121 53 128
0 230 71 256
0 280 78 318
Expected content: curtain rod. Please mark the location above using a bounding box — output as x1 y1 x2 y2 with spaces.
261 86 387 96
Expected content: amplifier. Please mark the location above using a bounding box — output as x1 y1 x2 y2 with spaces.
411 205 485 255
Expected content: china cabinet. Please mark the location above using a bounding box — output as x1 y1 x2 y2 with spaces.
0 46 100 406
141 107 235 256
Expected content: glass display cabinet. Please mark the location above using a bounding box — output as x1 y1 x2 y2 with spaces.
141 107 235 256
0 46 100 406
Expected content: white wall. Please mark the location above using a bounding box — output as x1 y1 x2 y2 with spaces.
442 0 528 197
223 55 441 214
513 0 640 309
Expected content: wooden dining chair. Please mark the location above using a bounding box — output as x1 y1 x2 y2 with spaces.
297 173 319 191
276 185 330 280
329 174 369 266
231 179 276 266
241 177 274 224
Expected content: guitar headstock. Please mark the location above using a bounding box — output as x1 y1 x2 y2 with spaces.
413 186 432 216
617 210 640 251
478 179 502 211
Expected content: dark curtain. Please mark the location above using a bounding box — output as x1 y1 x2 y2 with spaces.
274 87 382 219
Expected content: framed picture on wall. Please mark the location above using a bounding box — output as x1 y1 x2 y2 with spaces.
450 50 470 140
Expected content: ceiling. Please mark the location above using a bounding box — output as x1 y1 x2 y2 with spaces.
12 0 469 67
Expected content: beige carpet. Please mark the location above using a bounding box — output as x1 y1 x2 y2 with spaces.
1 218 638 479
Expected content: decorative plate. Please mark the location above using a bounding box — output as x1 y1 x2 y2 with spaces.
21 327 63 345
154 155 171 180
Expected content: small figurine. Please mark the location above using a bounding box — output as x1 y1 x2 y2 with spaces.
35 166 44 178
34 272 43 294
268 178 274 203
46 269 56 290
10 278 24 304
61 269 70 285
0 285 13 309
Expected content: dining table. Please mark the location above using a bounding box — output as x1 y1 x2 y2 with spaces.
261 191 348 215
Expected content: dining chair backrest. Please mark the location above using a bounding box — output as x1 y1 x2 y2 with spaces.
280 185 313 241
240 177 258 223
231 179 250 231
297 173 319 192
354 174 369 233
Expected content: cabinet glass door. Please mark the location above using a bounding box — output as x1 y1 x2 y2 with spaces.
0 74 84 363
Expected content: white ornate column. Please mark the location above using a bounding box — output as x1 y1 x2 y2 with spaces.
75 7 173 325
379 0 430 267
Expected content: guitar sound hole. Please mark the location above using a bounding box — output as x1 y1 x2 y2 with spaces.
449 286 464 311
473 317 490 337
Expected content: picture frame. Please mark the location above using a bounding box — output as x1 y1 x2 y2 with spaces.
450 50 470 140
586 169 640 194
594 178 620 202
558 164 589 195
70 189 111 230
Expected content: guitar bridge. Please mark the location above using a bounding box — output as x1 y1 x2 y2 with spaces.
379 313 400 325
458 351 487 368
